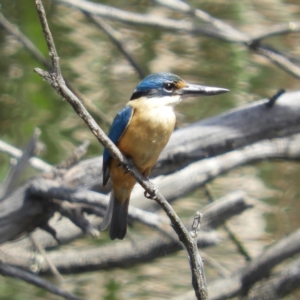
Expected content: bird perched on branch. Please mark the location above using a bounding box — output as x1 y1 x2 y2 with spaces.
101 72 229 240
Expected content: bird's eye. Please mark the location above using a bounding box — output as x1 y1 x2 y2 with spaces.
163 82 175 92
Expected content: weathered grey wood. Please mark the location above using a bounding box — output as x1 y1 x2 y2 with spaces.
0 185 53 244
174 229 300 300
130 133 300 209
208 228 300 300
63 90 300 190
1 190 250 253
1 92 300 246
159 90 300 173
0 262 82 300
248 258 300 299
1 192 252 273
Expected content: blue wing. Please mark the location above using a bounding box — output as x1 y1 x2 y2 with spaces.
103 105 133 186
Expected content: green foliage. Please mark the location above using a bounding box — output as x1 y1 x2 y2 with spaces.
103 279 121 300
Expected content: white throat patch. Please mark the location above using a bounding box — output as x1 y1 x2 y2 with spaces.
146 95 182 108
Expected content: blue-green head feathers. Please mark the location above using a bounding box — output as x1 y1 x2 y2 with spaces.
130 73 186 100
130 72 229 100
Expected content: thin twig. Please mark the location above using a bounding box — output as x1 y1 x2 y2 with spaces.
0 262 82 300
34 0 207 298
199 251 230 278
29 234 64 282
204 185 252 262
0 11 111 126
52 199 100 237
0 129 41 200
223 224 252 262
251 21 300 41
55 0 300 79
56 140 90 169
0 139 51 172
265 89 285 108
85 13 146 79
250 43 300 79
152 0 246 41
0 12 51 67
55 0 228 41
154 0 300 80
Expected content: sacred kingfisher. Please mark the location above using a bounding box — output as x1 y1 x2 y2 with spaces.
101 72 229 240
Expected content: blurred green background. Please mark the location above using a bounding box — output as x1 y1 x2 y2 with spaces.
0 0 300 299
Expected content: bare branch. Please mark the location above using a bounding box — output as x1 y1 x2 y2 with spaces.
0 139 52 172
158 91 300 175
55 0 226 41
204 186 252 262
28 178 168 230
248 257 300 299
0 189 252 278
241 228 300 293
85 13 146 79
248 43 300 79
55 0 300 79
134 133 300 211
201 191 253 230
0 129 41 200
251 21 300 41
57 92 300 192
207 228 300 300
0 129 296 247
0 12 51 68
29 234 64 282
34 1 208 298
52 199 100 237
152 0 247 40
0 10 111 126
154 0 300 79
56 140 89 169
0 262 82 300
2 230 218 275
188 212 207 299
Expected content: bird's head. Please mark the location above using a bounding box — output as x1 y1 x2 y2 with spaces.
130 73 229 106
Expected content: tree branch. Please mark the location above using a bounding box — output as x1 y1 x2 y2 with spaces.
84 13 146 79
0 138 52 172
55 0 300 79
0 189 252 281
0 262 82 300
34 1 208 298
207 228 300 299
0 128 41 200
0 10 111 126
248 257 300 299
55 0 225 41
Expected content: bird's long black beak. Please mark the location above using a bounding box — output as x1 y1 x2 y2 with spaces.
180 84 229 97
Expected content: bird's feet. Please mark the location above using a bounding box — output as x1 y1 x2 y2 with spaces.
144 187 158 200
118 158 134 174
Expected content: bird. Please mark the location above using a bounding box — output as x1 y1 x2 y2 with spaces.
101 72 229 240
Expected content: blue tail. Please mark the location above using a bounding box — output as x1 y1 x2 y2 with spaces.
100 192 129 240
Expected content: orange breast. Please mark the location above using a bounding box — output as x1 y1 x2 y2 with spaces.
108 101 176 202
117 103 176 175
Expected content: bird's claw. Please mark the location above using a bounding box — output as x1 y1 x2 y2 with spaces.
144 188 158 200
118 158 134 174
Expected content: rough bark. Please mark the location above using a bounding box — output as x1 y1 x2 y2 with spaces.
1 92 300 245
